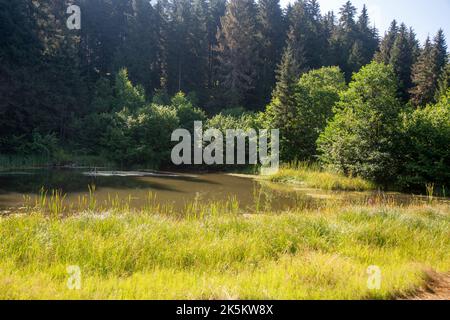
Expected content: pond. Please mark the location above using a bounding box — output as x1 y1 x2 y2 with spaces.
0 169 446 214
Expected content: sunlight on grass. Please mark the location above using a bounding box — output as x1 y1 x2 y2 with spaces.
0 200 448 299
267 162 376 191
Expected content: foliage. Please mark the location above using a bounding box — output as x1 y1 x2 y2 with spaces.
398 90 450 190
215 0 261 108
113 69 146 112
206 111 258 132
410 31 448 106
318 62 403 185
171 92 207 132
264 66 346 161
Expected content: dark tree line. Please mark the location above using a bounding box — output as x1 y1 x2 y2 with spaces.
0 0 448 160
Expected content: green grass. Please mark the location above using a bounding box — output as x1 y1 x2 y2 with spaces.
0 200 448 299
268 163 376 191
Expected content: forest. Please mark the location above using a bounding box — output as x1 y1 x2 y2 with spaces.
1 0 449 192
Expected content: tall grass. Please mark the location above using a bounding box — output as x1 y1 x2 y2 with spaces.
268 162 375 191
0 197 448 299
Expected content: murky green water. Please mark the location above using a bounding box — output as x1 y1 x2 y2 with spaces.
0 169 447 214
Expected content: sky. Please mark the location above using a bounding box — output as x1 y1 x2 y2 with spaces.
280 0 450 44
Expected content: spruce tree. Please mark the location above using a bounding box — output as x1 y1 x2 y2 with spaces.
411 31 448 106
335 1 359 78
410 37 437 106
114 0 161 96
432 29 448 76
0 0 43 151
257 0 285 104
407 27 421 64
356 5 378 66
272 45 301 105
375 20 398 64
215 0 261 108
207 0 227 89
389 23 414 100
285 0 328 72
263 44 300 160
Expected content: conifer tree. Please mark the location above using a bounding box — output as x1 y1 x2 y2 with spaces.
263 44 300 160
410 37 437 106
432 29 448 76
215 0 261 107
0 0 43 151
356 5 378 66
407 27 421 64
114 0 161 96
257 0 285 104
375 20 398 64
272 45 301 105
411 31 448 106
334 1 359 78
285 0 327 72
207 0 227 89
389 23 414 100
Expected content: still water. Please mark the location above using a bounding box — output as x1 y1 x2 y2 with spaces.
0 169 446 213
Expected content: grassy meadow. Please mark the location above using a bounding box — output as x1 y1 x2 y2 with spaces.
267 163 376 191
0 172 448 299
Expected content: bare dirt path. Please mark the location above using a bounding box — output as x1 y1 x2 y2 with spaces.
402 271 450 300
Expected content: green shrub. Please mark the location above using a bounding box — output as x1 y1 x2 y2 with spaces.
263 67 346 161
397 89 450 191
318 62 403 185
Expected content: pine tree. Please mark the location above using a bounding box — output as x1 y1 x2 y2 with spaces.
286 0 327 71
348 40 366 73
411 31 448 106
215 0 261 107
339 1 357 32
0 0 43 151
257 0 285 104
410 37 437 106
206 0 227 89
333 1 360 78
285 1 308 72
407 27 421 64
273 45 301 105
375 20 398 64
432 29 448 76
114 0 161 96
153 0 170 91
189 0 210 96
389 23 414 100
356 5 378 66
263 44 300 160
32 0 88 140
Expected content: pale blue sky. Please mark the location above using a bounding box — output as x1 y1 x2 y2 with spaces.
280 0 450 45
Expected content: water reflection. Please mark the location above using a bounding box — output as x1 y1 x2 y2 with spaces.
0 169 448 213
